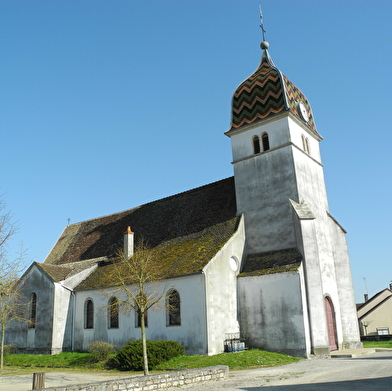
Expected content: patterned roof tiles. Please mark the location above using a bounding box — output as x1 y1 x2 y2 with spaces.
230 49 319 137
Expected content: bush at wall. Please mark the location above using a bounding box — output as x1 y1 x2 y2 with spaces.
112 340 184 371
87 341 117 362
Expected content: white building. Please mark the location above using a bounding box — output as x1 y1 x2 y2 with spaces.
7 38 361 358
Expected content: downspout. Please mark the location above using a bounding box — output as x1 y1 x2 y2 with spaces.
71 290 75 351
201 270 208 355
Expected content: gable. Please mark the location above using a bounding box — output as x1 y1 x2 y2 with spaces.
357 288 392 318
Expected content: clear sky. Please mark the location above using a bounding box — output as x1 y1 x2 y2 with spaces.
1 1 391 303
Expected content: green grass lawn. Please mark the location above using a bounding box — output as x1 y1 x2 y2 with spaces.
362 340 392 349
155 349 300 371
2 349 300 375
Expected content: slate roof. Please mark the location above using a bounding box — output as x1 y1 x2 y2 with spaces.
42 177 240 287
239 248 302 277
39 259 100 282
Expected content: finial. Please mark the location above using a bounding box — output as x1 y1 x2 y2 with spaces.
125 226 133 234
259 5 267 44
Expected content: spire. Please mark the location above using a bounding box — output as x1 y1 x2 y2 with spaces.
259 6 273 64
227 7 319 136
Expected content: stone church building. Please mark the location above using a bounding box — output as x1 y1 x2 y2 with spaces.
6 38 362 358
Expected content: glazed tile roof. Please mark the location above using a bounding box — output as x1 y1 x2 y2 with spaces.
43 177 240 288
239 248 302 277
230 48 319 137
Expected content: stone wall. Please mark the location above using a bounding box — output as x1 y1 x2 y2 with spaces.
37 366 228 391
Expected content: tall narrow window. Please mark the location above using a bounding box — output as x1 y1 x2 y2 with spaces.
305 138 311 155
167 289 181 326
136 297 148 328
108 297 119 328
29 292 37 329
85 299 94 329
302 134 310 154
253 136 260 154
262 133 270 151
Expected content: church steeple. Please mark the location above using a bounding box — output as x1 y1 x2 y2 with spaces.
229 40 320 139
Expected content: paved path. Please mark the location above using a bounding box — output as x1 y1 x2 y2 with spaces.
175 349 392 390
0 349 391 391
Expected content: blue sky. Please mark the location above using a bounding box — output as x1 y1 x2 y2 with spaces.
1 1 391 303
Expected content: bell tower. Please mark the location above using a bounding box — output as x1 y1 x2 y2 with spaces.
225 40 326 255
228 18 361 354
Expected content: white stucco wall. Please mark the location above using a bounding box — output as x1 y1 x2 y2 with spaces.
228 110 361 355
203 215 246 355
73 273 208 355
230 114 325 255
6 264 55 354
238 270 308 357
51 283 74 353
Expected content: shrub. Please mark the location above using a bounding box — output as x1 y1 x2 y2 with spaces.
3 345 17 356
87 341 116 362
112 340 184 371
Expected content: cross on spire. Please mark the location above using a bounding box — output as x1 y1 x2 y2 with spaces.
259 5 266 42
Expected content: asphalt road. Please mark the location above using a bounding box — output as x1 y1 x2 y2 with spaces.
0 351 391 391
176 351 392 390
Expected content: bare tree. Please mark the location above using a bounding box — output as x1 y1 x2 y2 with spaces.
0 197 26 370
108 238 167 375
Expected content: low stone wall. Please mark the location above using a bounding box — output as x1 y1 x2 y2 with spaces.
38 365 229 391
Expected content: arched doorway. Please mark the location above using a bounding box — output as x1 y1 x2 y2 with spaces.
324 296 337 351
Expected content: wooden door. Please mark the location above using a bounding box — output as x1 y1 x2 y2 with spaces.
324 297 338 351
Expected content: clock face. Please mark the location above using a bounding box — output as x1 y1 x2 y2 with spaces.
298 102 309 122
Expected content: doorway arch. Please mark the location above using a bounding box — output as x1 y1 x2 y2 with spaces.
324 296 338 351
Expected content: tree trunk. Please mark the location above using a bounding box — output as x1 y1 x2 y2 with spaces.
141 312 149 375
1 324 4 370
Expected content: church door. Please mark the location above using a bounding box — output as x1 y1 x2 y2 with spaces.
324 297 337 351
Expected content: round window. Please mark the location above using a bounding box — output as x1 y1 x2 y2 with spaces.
229 256 238 272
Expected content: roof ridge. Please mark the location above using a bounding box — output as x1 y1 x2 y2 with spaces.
65 177 234 227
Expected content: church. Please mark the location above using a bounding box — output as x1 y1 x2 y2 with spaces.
6 34 362 358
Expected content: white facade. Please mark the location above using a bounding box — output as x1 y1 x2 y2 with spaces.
226 91 361 354
72 218 245 355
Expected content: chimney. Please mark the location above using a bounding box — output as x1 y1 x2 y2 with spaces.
124 226 134 259
389 282 392 291
364 294 369 302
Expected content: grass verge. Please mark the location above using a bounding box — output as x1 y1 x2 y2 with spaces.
155 349 300 371
2 349 300 375
362 340 392 349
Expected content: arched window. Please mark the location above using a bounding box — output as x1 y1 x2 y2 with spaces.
29 292 37 329
305 138 311 155
262 133 270 151
108 297 119 328
136 296 148 328
167 289 181 326
253 136 261 154
302 134 310 154
302 134 306 151
84 299 94 329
